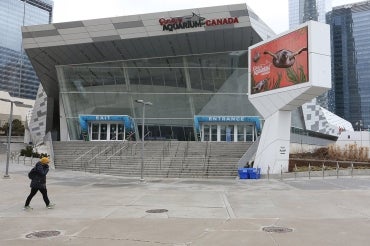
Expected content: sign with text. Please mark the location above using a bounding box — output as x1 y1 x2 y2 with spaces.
159 12 239 32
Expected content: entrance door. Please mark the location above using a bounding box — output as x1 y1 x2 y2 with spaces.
201 123 256 142
89 122 125 141
202 124 218 141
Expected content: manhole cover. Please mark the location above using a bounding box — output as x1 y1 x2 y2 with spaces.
146 209 168 213
25 230 61 239
262 226 293 233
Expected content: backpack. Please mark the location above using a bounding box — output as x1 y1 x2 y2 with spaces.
28 167 37 179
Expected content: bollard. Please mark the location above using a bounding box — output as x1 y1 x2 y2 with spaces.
336 161 339 179
308 163 311 179
280 164 283 181
267 166 270 181
322 163 325 179
294 164 297 180
351 162 354 177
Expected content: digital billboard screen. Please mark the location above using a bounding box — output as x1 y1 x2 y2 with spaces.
249 26 309 95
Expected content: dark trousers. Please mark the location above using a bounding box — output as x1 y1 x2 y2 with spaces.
25 187 50 206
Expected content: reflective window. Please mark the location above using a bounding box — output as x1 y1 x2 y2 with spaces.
0 0 53 99
328 4 370 127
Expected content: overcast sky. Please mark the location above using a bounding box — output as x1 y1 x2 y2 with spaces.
53 0 361 34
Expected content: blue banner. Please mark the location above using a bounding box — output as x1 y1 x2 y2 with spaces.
79 115 135 133
194 115 261 133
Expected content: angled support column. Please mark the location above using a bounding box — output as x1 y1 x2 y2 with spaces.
254 110 291 174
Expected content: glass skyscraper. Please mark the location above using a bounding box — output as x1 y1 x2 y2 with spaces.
327 1 370 129
0 0 53 99
289 0 332 109
289 0 332 29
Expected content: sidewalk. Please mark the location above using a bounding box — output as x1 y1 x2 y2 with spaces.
1 159 370 245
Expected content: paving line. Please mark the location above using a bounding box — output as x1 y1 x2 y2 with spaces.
221 193 236 219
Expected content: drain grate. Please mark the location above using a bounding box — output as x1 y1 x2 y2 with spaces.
146 209 168 213
262 226 293 233
26 230 61 239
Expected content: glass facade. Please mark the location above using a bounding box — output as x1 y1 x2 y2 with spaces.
327 3 370 128
289 0 332 109
0 0 53 99
56 51 261 141
289 0 331 29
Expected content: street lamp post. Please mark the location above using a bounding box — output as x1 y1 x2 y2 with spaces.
135 99 152 182
0 98 32 178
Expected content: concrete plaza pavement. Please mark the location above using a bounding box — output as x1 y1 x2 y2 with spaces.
1 158 370 245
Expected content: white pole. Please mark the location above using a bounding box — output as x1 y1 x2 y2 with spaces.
140 103 145 182
4 102 13 178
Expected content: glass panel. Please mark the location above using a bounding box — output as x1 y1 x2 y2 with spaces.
246 125 254 141
220 125 226 141
184 127 194 141
160 126 173 140
110 124 117 140
211 125 217 141
226 125 234 142
203 125 210 141
117 124 124 140
147 126 160 140
237 125 245 142
91 123 99 140
100 124 107 140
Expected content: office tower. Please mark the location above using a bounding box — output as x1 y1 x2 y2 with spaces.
327 1 370 129
289 0 332 29
0 0 53 99
289 0 332 109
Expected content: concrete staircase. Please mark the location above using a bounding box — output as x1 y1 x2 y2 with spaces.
53 141 252 178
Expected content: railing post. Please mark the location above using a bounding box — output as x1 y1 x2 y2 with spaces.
308 163 311 179
351 162 354 177
336 161 339 179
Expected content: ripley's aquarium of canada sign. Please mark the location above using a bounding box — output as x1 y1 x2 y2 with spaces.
159 12 239 32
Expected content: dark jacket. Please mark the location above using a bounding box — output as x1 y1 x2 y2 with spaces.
30 162 49 189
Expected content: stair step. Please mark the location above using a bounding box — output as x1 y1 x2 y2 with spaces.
53 141 252 178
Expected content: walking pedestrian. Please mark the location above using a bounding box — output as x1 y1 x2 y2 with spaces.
24 157 55 210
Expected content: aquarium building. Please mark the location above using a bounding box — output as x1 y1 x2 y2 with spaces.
22 4 349 144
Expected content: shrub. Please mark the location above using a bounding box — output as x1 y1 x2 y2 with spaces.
20 145 48 158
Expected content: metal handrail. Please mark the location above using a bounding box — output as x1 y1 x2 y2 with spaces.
75 146 98 161
105 142 128 162
88 145 112 163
